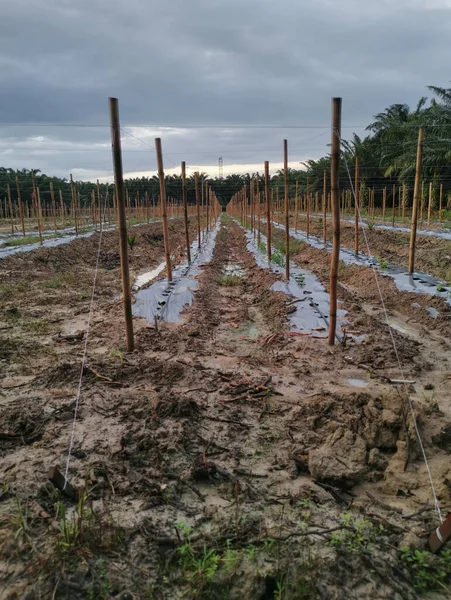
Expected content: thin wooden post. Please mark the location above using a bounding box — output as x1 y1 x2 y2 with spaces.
439 183 443 223
265 161 271 262
323 169 327 247
15 176 25 236
70 175 78 235
36 188 43 244
328 97 341 346
427 182 433 227
402 185 406 224
155 137 173 281
256 173 261 247
97 180 103 232
382 187 386 222
354 156 359 255
294 180 299 233
194 172 201 248
7 184 14 234
392 184 396 228
109 97 134 352
284 140 290 280
408 129 424 274
181 161 191 262
59 189 64 222
306 177 310 238
50 182 57 232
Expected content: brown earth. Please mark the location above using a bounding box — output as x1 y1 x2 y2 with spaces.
1 217 451 599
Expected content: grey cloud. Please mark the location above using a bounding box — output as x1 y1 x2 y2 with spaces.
0 0 449 180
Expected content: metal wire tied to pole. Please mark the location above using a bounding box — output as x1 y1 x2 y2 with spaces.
339 133 443 524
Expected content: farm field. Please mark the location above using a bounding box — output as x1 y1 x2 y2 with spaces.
2 205 451 598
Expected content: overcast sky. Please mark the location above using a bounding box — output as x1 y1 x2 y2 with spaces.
0 0 450 183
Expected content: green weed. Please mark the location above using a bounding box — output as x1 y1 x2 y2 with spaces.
271 251 285 267
378 257 389 270
437 283 446 292
258 241 266 254
216 274 242 286
127 234 137 250
328 514 383 552
21 317 50 334
400 547 451 592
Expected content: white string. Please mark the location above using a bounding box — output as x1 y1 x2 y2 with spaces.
63 199 107 486
338 129 443 523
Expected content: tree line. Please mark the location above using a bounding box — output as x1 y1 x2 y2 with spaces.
2 83 451 210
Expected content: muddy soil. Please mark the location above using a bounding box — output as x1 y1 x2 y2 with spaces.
1 217 451 599
289 215 451 283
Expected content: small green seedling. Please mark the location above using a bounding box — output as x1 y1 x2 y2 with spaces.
127 234 137 250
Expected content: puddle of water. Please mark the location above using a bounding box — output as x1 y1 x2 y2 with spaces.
426 307 439 319
241 225 346 339
346 378 369 388
133 219 220 324
133 261 166 290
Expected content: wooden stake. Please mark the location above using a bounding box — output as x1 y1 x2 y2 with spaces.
284 140 290 280
181 161 191 262
109 97 134 352
429 513 451 553
7 184 14 234
354 156 359 255
265 161 271 263
155 137 173 282
97 179 102 232
256 173 261 247
392 184 396 228
50 182 57 232
427 181 432 227
294 180 299 233
15 176 25 236
323 169 327 247
439 183 443 223
306 177 310 238
408 129 424 274
382 187 386 222
194 172 201 248
328 97 341 346
36 188 43 245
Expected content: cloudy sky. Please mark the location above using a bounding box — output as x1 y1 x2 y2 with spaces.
0 0 449 183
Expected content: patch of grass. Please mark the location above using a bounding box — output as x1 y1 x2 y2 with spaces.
21 317 51 334
3 235 42 247
258 241 266 254
378 257 389 270
271 251 285 267
401 547 451 593
44 273 73 289
367 222 374 230
216 274 242 286
0 282 27 301
328 513 383 552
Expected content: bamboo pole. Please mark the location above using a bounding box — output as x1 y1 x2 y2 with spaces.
382 187 386 222
323 169 327 247
294 180 299 233
265 161 271 263
155 137 172 282
181 161 191 262
427 181 432 227
328 97 341 346
284 140 290 280
7 184 14 234
109 97 134 352
70 174 78 235
354 156 359 255
97 179 102 232
392 184 396 228
15 176 25 236
402 185 406 224
256 173 261 248
306 177 310 238
408 129 424 274
194 172 201 248
50 182 57 232
59 189 64 223
36 188 43 244
439 183 443 223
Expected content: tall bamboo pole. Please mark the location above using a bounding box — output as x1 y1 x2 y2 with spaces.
59 189 64 223
155 138 172 282
427 181 433 227
294 180 299 233
36 188 43 244
256 173 261 247
109 98 134 351
408 129 424 274
306 177 310 238
265 161 271 263
15 176 25 236
323 169 327 247
97 179 103 232
49 182 57 232
354 156 359 255
328 97 341 346
392 184 396 228
7 184 14 234
382 187 386 222
439 184 443 223
284 140 290 280
181 161 191 262
194 172 201 248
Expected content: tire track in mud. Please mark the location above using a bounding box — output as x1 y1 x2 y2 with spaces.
3 218 451 599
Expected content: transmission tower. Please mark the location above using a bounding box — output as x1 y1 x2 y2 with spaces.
218 157 223 179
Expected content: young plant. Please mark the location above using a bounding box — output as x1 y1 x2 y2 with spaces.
216 274 242 286
127 234 137 250
271 251 285 267
437 283 446 292
378 257 389 270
